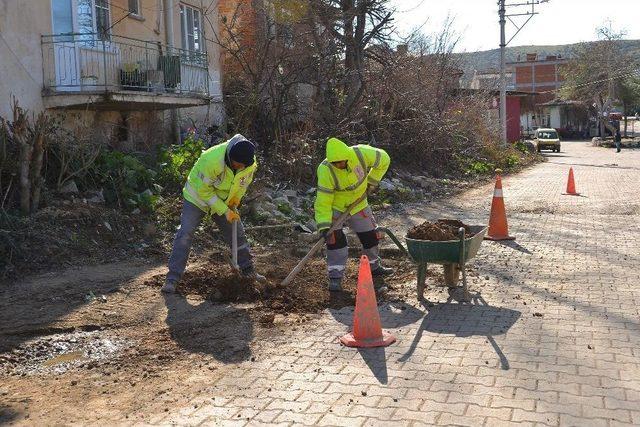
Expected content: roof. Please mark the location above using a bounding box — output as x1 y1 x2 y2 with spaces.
455 88 539 97
537 99 585 107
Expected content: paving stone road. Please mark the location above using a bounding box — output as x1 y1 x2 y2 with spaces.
144 141 639 426
4 141 640 426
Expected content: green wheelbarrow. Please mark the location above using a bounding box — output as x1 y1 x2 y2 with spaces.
377 224 488 301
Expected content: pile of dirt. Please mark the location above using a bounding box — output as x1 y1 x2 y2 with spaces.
144 249 414 314
406 219 473 241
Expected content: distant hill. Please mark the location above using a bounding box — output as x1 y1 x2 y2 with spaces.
456 39 640 85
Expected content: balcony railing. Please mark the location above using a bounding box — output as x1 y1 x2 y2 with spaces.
42 33 210 97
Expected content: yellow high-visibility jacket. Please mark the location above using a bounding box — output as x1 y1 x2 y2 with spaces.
314 137 390 230
183 134 257 215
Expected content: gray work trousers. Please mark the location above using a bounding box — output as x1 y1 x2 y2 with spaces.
326 206 381 280
167 199 252 282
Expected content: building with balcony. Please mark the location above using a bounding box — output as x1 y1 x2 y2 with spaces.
0 0 223 148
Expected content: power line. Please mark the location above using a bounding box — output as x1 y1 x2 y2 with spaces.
394 0 426 14
534 67 640 95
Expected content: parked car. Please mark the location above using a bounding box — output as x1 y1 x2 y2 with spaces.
533 128 561 152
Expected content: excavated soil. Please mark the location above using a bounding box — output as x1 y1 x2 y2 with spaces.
406 219 473 241
143 249 416 314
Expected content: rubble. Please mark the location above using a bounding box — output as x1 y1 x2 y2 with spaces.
59 180 79 194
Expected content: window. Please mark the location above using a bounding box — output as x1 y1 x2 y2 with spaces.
128 0 141 16
95 0 111 39
180 4 203 53
77 0 111 41
538 130 558 139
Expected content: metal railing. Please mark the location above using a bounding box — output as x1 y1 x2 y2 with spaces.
42 33 210 97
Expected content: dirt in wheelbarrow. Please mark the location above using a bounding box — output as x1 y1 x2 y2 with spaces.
143 248 417 316
407 219 474 241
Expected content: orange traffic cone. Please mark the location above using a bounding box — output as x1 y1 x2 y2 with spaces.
485 170 515 241
562 167 580 196
340 256 396 348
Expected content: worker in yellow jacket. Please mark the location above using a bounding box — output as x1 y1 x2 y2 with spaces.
163 134 265 294
314 137 393 291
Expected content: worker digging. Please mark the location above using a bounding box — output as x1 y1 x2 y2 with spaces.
314 137 395 292
162 134 266 294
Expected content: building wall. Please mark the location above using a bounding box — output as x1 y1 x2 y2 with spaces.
490 95 522 142
549 106 561 129
510 55 567 104
507 96 521 143
0 0 224 146
0 0 52 118
217 0 260 78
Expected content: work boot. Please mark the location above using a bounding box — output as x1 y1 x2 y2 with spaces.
372 265 394 277
375 283 389 294
328 278 342 292
161 279 177 294
241 266 267 283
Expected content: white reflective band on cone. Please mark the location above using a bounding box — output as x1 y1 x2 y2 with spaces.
493 189 503 198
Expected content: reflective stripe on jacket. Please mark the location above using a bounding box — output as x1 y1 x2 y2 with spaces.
182 134 257 215
314 137 390 230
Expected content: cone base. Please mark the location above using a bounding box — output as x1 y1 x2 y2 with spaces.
340 331 396 348
562 192 581 196
484 235 516 241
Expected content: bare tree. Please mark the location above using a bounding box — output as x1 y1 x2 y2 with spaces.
561 23 639 137
206 1 320 147
0 98 55 215
311 0 394 115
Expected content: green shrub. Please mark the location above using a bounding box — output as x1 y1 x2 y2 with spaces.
467 160 494 175
505 153 520 168
277 202 292 215
93 151 157 210
514 141 528 153
157 136 205 192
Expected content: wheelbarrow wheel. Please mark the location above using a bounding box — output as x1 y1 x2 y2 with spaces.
443 264 460 287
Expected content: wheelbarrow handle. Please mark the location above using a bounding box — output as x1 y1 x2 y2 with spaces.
376 227 408 255
458 227 466 266
458 227 471 301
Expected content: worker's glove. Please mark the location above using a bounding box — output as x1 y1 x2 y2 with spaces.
227 197 240 210
225 209 240 223
367 183 378 195
317 228 329 240
319 229 336 245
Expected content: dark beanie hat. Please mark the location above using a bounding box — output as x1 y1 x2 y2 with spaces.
229 139 255 166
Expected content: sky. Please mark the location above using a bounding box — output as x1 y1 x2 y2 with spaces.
389 0 640 52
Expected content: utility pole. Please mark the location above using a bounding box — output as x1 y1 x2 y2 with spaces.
498 0 549 146
499 0 507 147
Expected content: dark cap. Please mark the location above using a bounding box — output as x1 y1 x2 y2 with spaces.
228 138 255 167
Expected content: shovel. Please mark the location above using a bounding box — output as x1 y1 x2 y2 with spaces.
231 209 239 271
280 194 367 287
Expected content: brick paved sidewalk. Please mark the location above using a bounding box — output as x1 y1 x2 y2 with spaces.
140 142 640 426
6 142 640 426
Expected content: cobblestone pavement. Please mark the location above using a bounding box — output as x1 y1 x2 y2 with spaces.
4 142 640 426
149 142 639 426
